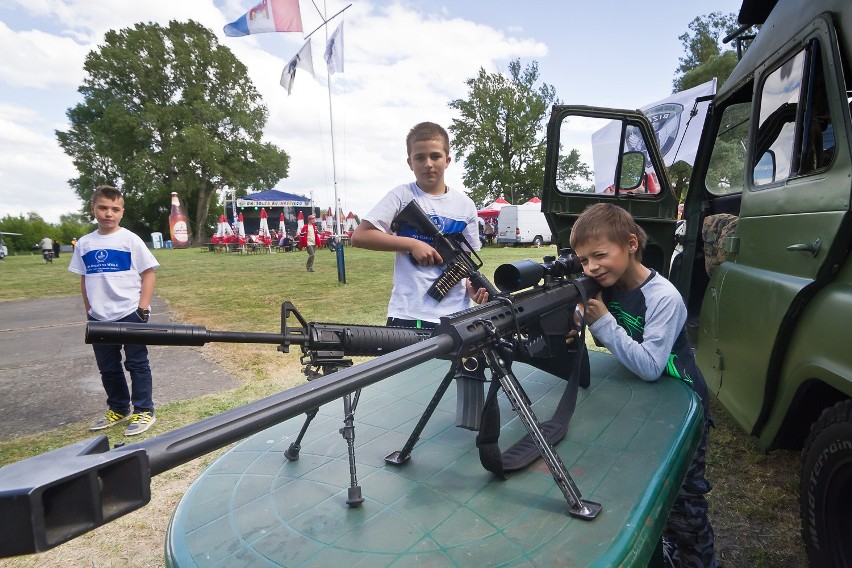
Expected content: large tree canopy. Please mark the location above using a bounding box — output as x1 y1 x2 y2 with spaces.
673 12 751 92
668 12 757 202
449 60 558 206
57 20 290 242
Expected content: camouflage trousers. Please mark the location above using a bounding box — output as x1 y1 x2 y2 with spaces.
663 420 720 568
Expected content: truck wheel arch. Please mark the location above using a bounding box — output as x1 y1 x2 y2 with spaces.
800 399 852 566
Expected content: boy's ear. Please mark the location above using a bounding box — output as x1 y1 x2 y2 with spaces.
627 234 639 254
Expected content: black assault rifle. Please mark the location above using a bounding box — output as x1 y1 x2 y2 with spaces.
391 199 501 301
0 252 600 559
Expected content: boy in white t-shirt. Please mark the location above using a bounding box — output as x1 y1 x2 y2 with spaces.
68 185 160 436
352 122 488 329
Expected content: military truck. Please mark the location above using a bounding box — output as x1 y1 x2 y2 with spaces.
543 0 852 565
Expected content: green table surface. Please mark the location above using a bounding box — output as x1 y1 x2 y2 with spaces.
165 351 703 567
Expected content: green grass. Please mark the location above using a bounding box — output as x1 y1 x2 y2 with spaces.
0 244 555 462
0 244 807 566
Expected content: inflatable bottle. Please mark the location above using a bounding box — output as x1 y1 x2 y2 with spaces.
169 192 190 249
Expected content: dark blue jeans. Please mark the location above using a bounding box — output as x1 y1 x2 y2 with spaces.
89 311 154 415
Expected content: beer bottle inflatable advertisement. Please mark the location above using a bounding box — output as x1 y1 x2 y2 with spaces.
169 192 190 249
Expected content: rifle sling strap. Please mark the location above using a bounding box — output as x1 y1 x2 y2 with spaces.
475 280 591 478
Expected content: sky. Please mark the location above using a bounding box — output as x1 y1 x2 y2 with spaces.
0 0 745 224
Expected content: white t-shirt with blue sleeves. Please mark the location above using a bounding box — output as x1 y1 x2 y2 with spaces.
69 227 159 321
363 182 481 323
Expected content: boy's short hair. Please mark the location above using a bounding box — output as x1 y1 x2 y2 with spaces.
91 185 123 206
406 122 450 155
570 203 647 260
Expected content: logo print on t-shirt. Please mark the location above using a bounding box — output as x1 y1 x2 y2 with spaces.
609 301 644 339
95 249 108 262
429 214 446 233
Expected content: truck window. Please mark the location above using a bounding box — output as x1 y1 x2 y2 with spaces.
753 39 836 187
705 101 752 196
556 116 663 196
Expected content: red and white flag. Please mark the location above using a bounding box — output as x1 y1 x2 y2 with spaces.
224 0 303 37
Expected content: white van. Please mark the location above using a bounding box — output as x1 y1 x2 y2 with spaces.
496 204 552 246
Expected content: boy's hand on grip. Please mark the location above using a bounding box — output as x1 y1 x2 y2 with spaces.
409 239 443 266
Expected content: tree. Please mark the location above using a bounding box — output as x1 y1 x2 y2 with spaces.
0 213 54 253
56 20 290 242
669 13 757 203
449 60 559 206
555 148 594 193
672 12 744 92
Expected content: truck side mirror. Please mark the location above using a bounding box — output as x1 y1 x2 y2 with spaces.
619 151 646 191
753 150 776 185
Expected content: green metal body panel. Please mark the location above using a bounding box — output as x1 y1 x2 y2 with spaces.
757 260 852 448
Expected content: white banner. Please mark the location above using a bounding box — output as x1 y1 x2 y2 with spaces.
237 199 306 207
591 79 716 193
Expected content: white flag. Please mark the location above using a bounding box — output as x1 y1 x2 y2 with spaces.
324 22 344 74
280 39 315 94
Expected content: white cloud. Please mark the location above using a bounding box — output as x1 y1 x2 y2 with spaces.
0 21 88 88
0 0 554 223
0 102 78 221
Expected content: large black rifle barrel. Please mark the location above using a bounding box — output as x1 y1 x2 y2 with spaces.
119 334 455 476
86 320 429 357
86 321 283 346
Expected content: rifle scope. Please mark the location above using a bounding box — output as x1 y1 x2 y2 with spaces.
494 248 584 292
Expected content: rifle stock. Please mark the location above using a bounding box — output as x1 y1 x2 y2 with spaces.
0 256 598 558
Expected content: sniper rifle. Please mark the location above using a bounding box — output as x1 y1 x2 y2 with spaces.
0 252 600 558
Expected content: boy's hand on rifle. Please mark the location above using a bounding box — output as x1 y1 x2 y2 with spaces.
466 279 489 304
582 292 608 325
409 239 443 266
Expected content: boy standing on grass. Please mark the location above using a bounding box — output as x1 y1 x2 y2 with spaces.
69 185 160 437
351 121 487 329
570 203 718 568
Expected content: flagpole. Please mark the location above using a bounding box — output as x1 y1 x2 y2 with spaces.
323 1 346 284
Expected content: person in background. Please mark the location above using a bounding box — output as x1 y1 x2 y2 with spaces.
52 239 60 258
570 203 718 568
70 237 77 251
68 185 160 437
298 214 319 272
39 235 53 263
484 220 496 245
279 230 294 252
351 121 488 330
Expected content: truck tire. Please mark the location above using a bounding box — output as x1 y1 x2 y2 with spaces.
532 236 543 247
800 399 852 567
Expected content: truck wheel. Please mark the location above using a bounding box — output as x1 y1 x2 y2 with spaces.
532 236 543 247
800 399 852 567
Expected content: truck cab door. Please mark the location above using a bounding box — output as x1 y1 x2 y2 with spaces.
542 106 680 277
696 16 852 436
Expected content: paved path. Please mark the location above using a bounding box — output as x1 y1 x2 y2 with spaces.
0 295 239 440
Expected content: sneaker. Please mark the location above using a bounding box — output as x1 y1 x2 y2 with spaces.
124 412 156 436
89 409 130 431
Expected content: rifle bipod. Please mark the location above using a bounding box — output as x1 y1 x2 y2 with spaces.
284 358 365 507
385 341 602 520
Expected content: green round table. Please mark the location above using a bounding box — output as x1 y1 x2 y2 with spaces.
166 352 702 567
